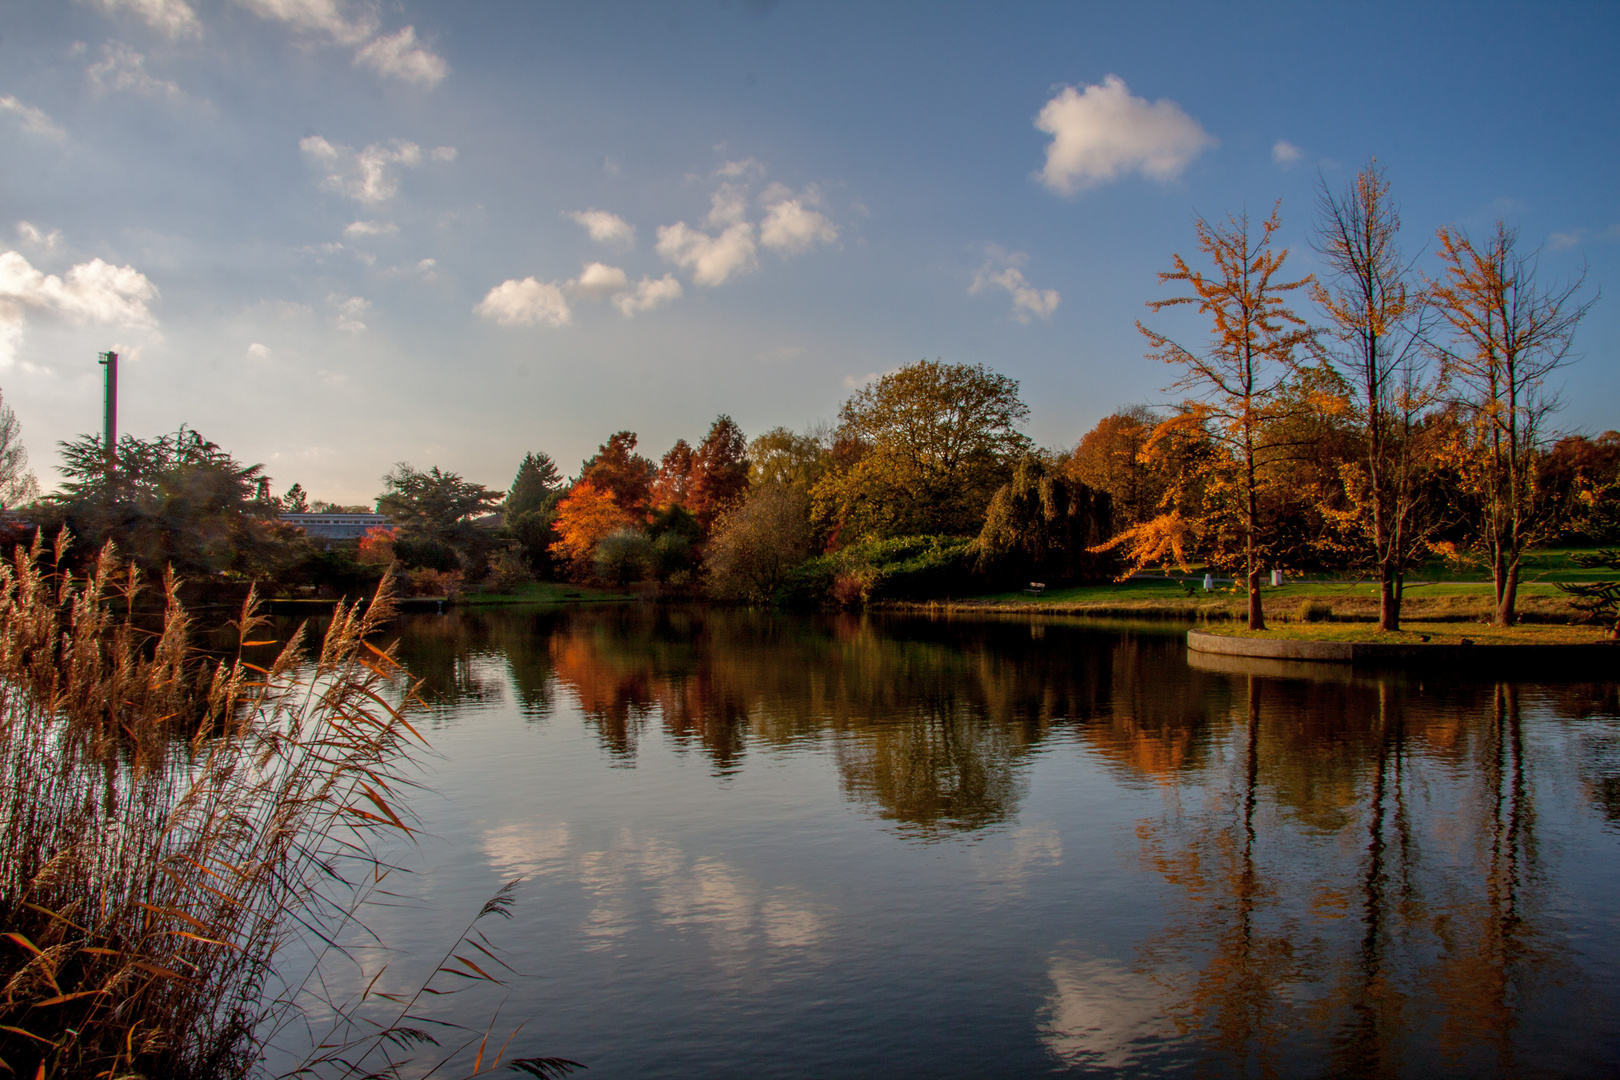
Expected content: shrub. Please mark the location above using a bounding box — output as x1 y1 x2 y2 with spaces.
408 566 464 598
1299 599 1333 622
595 528 653 586
775 534 977 606
485 546 534 593
392 534 459 572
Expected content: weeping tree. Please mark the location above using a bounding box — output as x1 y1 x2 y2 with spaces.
974 455 1114 584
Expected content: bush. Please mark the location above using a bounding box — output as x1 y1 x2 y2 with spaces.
595 528 653 586
407 566 464 598
484 546 534 593
775 534 978 606
706 483 815 602
1298 599 1333 622
393 534 460 572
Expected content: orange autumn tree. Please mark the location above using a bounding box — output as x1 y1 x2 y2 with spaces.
548 481 637 580
1136 204 1314 630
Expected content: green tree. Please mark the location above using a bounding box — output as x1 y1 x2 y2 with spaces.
975 455 1114 583
377 464 504 574
504 452 561 523
47 426 297 578
749 425 832 492
281 482 310 513
812 359 1030 541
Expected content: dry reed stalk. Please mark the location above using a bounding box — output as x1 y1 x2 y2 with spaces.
0 536 577 1080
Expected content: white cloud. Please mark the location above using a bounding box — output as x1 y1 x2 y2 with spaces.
707 185 750 228
246 342 272 359
568 262 629 300
759 189 838 254
1272 140 1302 166
565 209 635 249
0 250 159 366
342 219 397 238
475 278 571 327
971 250 1060 323
93 0 202 38
300 136 428 205
430 146 456 162
656 221 758 287
327 293 369 332
843 371 877 389
16 223 61 251
233 0 376 45
1034 75 1216 195
613 274 682 317
414 257 437 275
1547 230 1584 251
353 25 448 88
714 157 766 180
0 96 65 139
88 42 184 99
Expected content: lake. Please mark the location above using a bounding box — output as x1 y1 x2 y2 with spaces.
269 604 1620 1078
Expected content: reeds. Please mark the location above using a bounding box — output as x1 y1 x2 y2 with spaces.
0 535 574 1079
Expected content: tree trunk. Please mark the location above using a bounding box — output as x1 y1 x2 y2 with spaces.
1378 566 1398 632
1497 561 1520 627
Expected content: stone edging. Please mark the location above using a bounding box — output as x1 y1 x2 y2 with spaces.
1186 628 1620 670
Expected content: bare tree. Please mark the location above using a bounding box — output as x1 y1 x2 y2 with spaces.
1428 222 1596 625
1312 162 1441 630
1138 204 1314 630
0 392 39 509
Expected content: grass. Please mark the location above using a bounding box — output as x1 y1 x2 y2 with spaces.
0 535 577 1080
1198 621 1614 646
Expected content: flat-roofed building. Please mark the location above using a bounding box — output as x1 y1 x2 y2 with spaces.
280 512 391 541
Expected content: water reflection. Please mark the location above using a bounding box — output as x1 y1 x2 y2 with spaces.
368 605 1620 1076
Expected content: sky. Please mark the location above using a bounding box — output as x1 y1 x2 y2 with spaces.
1 0 1617 505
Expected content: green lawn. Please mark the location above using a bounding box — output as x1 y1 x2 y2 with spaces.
1200 621 1612 645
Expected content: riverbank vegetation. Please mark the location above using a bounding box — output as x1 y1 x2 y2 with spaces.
1 164 1614 633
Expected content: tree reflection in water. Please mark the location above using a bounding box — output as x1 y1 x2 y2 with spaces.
352 605 1618 1073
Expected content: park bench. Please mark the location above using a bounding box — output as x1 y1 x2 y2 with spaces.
1024 582 1045 596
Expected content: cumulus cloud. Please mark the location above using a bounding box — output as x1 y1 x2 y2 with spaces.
327 293 368 332
714 157 766 180
0 249 159 366
0 96 65 139
475 278 571 328
353 25 448 88
707 185 750 228
971 249 1060 323
430 145 456 162
301 136 439 205
1271 140 1302 166
246 342 272 359
613 274 682 317
16 223 61 251
759 185 838 254
656 221 758 286
93 0 202 38
343 220 397 238
565 209 635 249
1034 75 1215 195
566 262 631 300
233 0 376 45
88 42 184 99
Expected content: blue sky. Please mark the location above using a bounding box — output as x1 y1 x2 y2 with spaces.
1 0 1616 505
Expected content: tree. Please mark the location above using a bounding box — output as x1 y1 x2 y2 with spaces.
48 426 296 577
504 452 562 523
650 440 695 510
281 482 311 514
689 415 751 529
812 359 1030 541
1312 162 1442 630
548 480 637 580
377 464 504 543
1137 205 1314 629
706 483 816 602
579 432 655 519
0 391 38 509
748 425 832 492
975 455 1114 583
1064 406 1162 528
1428 221 1596 625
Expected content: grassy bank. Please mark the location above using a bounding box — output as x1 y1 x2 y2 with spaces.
881 574 1603 623
460 580 636 605
1197 621 1613 645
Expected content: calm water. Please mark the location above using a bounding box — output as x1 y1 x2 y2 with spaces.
273 605 1620 1078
